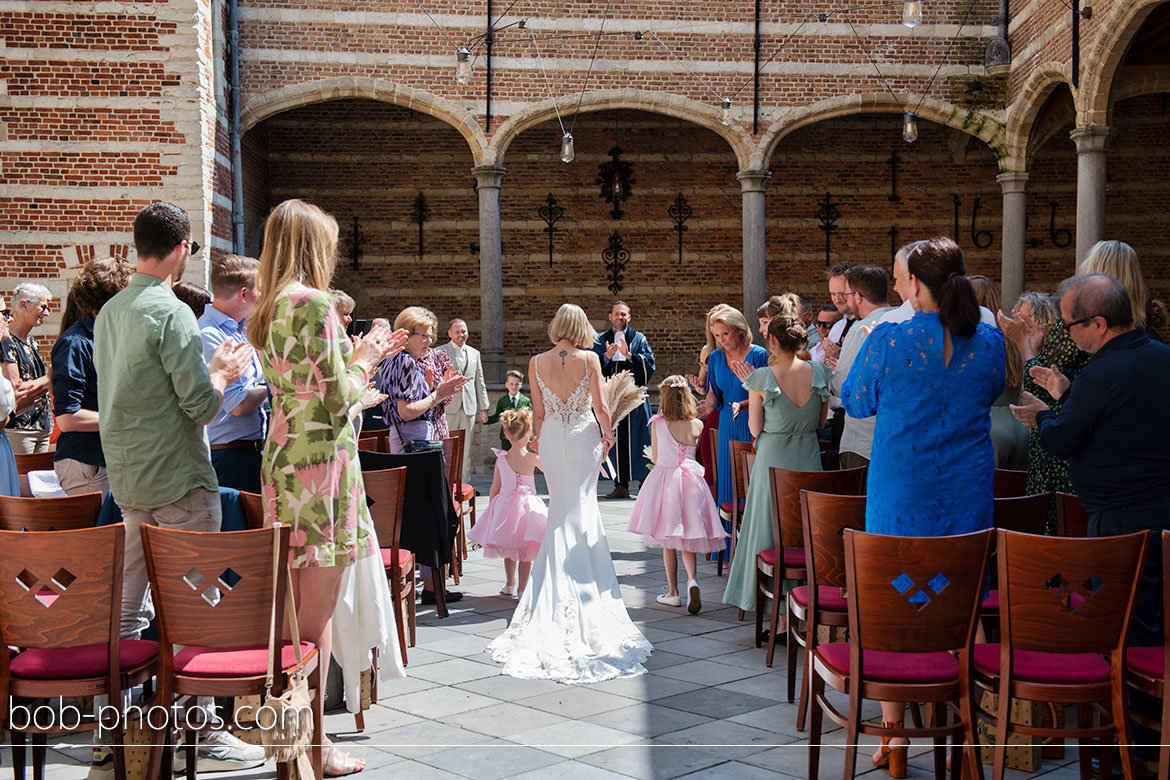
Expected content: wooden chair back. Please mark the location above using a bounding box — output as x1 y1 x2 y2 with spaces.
997 528 1146 655
0 492 103 531
442 436 461 495
357 430 389 453
844 528 992 655
1056 492 1089 537
238 490 265 530
451 429 468 482
364 468 408 553
992 468 1028 497
707 427 718 494
993 493 1050 535
0 524 124 650
141 525 290 650
729 440 754 510
13 451 55 476
769 466 866 556
801 491 866 591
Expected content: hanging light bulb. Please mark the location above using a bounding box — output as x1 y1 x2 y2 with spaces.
902 0 922 27
612 178 623 199
455 48 471 84
721 98 732 126
560 132 575 163
903 110 919 143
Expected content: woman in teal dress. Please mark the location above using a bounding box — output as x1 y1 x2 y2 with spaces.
723 315 828 613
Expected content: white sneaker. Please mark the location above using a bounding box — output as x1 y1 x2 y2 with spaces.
87 748 115 780
656 593 682 607
687 580 702 615
173 731 267 774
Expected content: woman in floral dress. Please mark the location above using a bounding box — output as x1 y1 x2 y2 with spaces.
248 198 407 775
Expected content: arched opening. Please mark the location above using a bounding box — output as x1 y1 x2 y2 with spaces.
241 98 478 325
499 109 741 379
766 112 1002 304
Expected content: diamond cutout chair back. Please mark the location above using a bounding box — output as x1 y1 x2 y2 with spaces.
1055 491 1089 537
992 468 1028 497
0 491 103 532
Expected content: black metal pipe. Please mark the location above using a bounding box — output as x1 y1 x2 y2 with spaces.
229 0 245 252
753 0 761 135
485 0 493 133
1071 0 1080 88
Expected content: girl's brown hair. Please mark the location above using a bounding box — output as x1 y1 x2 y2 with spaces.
766 315 809 355
658 375 697 422
499 407 533 440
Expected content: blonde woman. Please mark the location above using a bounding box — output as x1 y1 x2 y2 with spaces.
487 303 652 683
247 199 408 776
1079 240 1167 340
689 304 734 498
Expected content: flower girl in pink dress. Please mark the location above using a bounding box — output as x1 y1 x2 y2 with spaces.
467 407 548 598
627 375 727 614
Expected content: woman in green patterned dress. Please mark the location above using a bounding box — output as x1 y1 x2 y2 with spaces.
248 199 407 775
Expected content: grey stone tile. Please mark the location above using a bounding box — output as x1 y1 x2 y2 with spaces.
652 635 748 659
583 703 711 738
676 761 803 780
726 704 807 738
425 631 497 656
374 673 444 696
643 617 730 636
655 719 783 759
506 760 633 780
638 626 691 644
512 720 643 758
640 651 694 672
381 686 500 719
580 745 726 780
400 647 458 667
519 688 639 719
418 741 563 779
589 673 704 702
712 648 775 671
408 657 501 685
713 672 798 704
651 660 760 687
442 702 567 738
455 672 567 701
368 721 492 759
367 758 467 779
349 704 426 734
655 688 777 720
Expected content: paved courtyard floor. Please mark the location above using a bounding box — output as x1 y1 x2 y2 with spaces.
6 477 1084 780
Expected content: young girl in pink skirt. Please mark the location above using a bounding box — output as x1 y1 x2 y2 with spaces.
627 375 727 614
467 407 548 598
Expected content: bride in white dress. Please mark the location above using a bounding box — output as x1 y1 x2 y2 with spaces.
488 304 653 683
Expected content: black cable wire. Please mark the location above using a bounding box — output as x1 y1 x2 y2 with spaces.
831 0 905 111
914 0 981 113
568 0 612 134
728 14 818 100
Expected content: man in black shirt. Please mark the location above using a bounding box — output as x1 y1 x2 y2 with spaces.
1013 273 1170 646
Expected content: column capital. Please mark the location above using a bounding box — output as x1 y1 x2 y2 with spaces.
472 165 506 189
737 169 772 193
996 171 1029 194
1070 125 1110 153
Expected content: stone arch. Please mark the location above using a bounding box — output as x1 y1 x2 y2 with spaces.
489 89 755 171
238 77 489 164
1002 66 1074 171
758 92 1008 171
1079 0 1169 126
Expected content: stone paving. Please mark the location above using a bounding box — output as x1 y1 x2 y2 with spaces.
8 477 1083 780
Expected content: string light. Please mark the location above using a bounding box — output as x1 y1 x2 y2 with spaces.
903 111 919 143
455 48 471 83
721 99 732 125
560 132 575 163
902 0 922 27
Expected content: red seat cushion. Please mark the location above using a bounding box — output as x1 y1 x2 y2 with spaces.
173 641 315 678
973 644 1110 684
9 640 158 680
1127 646 1165 679
790 585 848 612
758 548 806 569
817 642 958 683
458 484 475 499
380 548 414 568
981 590 999 611
719 500 746 516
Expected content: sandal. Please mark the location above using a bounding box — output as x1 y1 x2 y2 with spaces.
872 721 907 778
323 737 365 777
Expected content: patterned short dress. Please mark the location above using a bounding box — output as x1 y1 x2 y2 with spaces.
260 283 375 568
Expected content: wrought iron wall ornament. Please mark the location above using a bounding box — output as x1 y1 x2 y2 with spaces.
1026 215 1044 249
969 197 993 249
602 231 630 295
668 192 692 266
951 193 962 243
887 152 901 202
596 146 635 219
888 225 899 267
537 193 564 268
1048 201 1072 248
409 191 430 259
815 192 840 267
346 216 366 270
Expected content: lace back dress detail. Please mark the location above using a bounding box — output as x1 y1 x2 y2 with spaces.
533 362 592 428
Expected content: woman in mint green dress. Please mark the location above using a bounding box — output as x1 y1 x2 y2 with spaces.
723 315 828 614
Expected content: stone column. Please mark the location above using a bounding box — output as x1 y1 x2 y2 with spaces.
473 165 506 384
997 171 1029 309
738 169 771 334
1071 126 1109 265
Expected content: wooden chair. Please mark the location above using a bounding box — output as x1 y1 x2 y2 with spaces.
141 524 322 780
364 467 414 665
13 450 55 477
973 529 1148 780
809 528 992 780
1056 491 1089 537
723 440 755 572
981 493 1053 624
451 428 477 552
357 430 389 453
0 491 103 531
0 524 159 780
757 465 866 667
238 490 265 530
1125 530 1169 780
441 435 464 584
992 468 1028 498
789 490 866 732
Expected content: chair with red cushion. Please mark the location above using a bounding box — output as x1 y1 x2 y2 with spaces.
973 529 1147 780
756 466 866 667
441 436 465 585
357 430 389 453
992 468 1028 498
0 524 158 780
788 490 866 732
0 492 103 532
1125 530 1169 780
141 524 321 780
364 467 414 665
981 493 1052 628
451 428 477 554
808 528 992 780
1056 492 1089 538
720 439 754 575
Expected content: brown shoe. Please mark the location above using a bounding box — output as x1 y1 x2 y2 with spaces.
603 486 629 499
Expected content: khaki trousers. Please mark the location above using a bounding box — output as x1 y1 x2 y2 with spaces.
54 457 110 499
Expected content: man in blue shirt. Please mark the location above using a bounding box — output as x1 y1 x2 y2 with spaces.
198 254 267 493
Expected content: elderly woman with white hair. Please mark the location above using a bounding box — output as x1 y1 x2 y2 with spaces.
2 282 54 452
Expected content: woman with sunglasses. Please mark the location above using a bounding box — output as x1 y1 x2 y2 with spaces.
1 283 54 453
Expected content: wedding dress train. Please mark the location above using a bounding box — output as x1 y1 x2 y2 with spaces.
487 361 652 683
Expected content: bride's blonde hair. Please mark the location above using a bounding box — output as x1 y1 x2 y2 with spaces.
548 303 597 349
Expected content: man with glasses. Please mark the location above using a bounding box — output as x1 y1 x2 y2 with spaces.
1 283 54 452
1012 273 1170 649
809 304 842 364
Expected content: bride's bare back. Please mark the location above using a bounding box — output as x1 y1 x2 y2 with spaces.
529 342 614 444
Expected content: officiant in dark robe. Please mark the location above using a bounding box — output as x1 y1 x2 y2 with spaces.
592 300 655 498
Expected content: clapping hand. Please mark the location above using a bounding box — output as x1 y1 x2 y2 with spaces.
605 342 620 360
729 360 754 381
1028 363 1070 401
821 339 842 361
997 308 1045 359
436 367 468 400
357 382 387 412
1010 390 1049 429
685 374 704 392
208 339 253 386
352 325 409 374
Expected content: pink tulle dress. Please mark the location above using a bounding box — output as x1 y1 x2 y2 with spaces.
626 415 728 553
467 449 548 562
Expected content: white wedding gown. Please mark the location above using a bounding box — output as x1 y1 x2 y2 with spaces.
487 362 652 683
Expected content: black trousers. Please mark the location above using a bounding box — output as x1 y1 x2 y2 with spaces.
211 449 263 495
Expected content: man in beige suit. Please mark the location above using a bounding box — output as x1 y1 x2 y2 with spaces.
439 318 489 479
